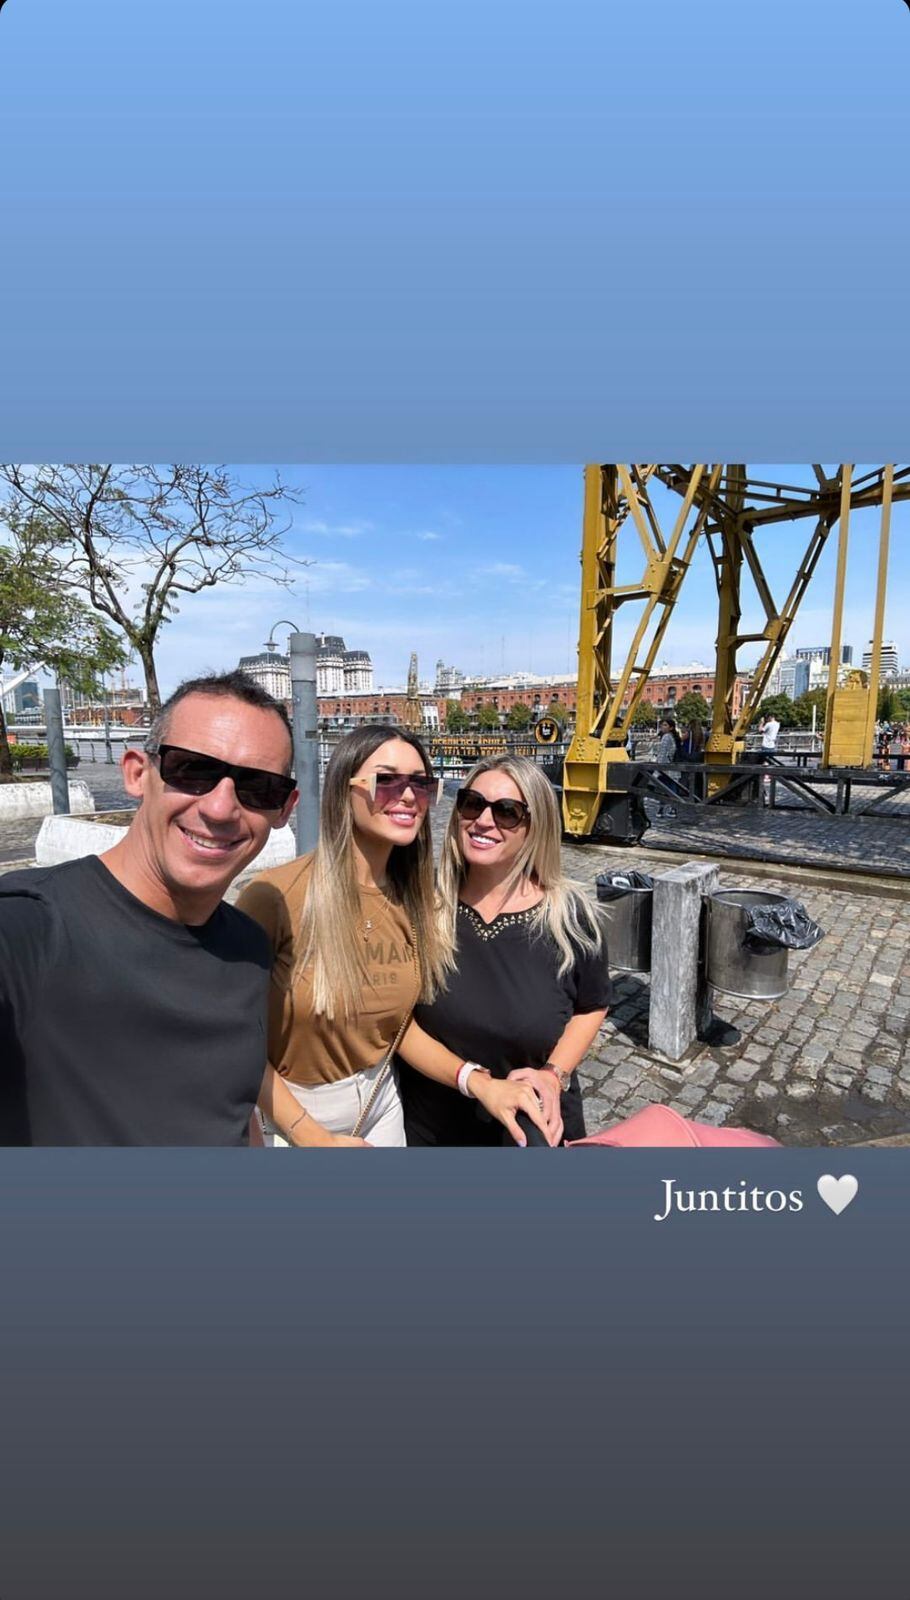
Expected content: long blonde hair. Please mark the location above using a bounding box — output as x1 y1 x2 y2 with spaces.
437 754 604 977
295 725 453 1019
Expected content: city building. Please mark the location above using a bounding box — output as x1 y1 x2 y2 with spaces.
795 645 853 666
454 663 751 722
318 691 447 731
61 682 149 727
434 660 466 696
315 633 346 694
343 649 373 693
862 641 900 678
238 649 290 701
1 676 41 718
240 634 375 701
767 657 811 700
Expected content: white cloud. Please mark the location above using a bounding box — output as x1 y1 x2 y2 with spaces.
300 519 373 539
415 530 443 542
303 562 374 595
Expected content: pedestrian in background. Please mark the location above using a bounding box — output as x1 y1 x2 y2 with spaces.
756 713 780 765
656 717 682 764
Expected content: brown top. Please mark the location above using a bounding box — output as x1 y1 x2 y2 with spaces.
235 853 420 1087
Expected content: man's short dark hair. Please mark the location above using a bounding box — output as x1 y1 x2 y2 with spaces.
146 671 294 773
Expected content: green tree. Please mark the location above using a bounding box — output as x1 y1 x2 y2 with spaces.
505 703 531 731
445 700 468 732
0 464 308 714
758 693 802 730
791 688 826 731
476 703 501 730
877 686 898 722
0 527 126 779
673 692 711 728
894 687 910 717
545 699 568 727
628 700 656 728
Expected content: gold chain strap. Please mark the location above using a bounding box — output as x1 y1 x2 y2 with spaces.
350 905 418 1140
350 1007 413 1139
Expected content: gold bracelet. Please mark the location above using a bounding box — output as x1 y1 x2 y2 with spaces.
285 1108 310 1145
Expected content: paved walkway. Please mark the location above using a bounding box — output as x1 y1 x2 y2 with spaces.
642 804 909 878
3 763 908 1147
563 848 910 1149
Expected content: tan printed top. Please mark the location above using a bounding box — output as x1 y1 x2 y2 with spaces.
235 853 420 1086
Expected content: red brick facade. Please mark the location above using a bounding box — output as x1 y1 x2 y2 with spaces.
317 671 750 727
318 693 449 724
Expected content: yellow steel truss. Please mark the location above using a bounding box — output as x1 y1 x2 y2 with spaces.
563 464 910 837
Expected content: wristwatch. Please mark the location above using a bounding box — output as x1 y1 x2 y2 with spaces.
545 1063 572 1095
457 1062 490 1098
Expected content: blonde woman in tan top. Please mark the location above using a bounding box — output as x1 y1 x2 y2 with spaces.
239 725 553 1147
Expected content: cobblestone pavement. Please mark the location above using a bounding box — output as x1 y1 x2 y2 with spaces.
565 852 910 1149
3 764 908 1148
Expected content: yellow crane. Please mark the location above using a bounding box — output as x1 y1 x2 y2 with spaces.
562 464 910 839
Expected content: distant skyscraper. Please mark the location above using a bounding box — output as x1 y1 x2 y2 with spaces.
794 645 853 666
775 658 810 700
14 678 40 714
862 641 899 678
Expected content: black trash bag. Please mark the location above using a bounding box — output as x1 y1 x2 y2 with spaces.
744 900 824 951
595 869 654 901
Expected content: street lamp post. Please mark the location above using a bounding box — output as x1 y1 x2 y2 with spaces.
265 622 320 854
102 678 114 765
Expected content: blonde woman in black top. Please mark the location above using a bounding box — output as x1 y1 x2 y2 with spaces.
399 754 612 1147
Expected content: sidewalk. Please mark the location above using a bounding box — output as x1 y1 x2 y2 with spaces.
563 848 910 1148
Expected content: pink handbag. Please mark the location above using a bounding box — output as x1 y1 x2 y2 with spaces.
567 1104 779 1148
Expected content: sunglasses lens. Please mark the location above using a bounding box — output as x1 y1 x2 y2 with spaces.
159 749 221 796
373 773 437 806
456 789 485 821
492 800 527 830
456 789 528 830
235 775 294 811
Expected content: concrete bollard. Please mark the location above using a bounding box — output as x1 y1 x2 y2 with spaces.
648 861 719 1062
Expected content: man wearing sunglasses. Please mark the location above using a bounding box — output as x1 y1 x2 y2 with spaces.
0 670 298 1146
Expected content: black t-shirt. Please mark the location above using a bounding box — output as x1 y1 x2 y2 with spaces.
0 856 272 1146
400 902 612 1146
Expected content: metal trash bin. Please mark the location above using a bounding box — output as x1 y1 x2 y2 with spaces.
595 877 653 974
706 890 790 1000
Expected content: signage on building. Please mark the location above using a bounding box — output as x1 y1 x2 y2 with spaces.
428 736 537 760
534 717 560 745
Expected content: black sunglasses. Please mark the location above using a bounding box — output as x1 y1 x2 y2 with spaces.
455 788 530 831
150 744 296 813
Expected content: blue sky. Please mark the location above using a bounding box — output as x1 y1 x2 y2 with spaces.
138 465 908 696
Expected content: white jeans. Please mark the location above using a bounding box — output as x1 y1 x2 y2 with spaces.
265 1062 406 1148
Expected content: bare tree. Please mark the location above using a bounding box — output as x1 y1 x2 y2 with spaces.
0 465 310 712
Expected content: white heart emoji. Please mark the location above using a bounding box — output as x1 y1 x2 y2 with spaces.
817 1174 858 1215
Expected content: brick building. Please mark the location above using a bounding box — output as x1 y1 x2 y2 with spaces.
318 691 448 729
457 665 751 721
316 664 751 731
